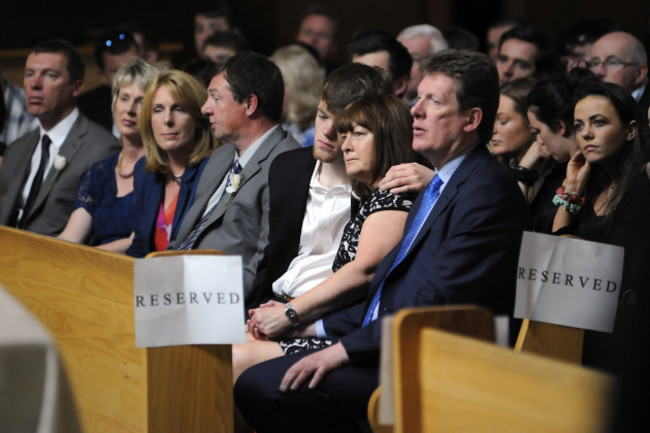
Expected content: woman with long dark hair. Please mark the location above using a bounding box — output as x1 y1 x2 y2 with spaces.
553 80 650 372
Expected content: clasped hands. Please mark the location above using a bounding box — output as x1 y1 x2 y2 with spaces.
247 300 293 340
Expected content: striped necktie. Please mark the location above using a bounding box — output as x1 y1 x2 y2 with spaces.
176 160 241 250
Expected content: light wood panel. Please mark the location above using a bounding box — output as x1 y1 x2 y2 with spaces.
392 305 496 433
514 318 584 363
0 226 233 433
414 328 614 433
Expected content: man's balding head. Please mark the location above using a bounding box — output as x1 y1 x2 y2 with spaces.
589 31 648 93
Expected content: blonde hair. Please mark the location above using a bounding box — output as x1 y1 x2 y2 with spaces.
270 44 322 131
111 57 169 116
139 70 216 174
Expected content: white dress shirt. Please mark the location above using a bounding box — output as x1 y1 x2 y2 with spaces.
272 161 352 298
18 108 80 220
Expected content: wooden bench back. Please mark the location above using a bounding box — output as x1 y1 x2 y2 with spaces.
0 226 232 433
404 327 613 433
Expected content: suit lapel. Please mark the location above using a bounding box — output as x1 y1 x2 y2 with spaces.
287 150 316 224
207 127 285 225
406 145 486 256
31 117 87 215
178 144 234 237
0 131 39 223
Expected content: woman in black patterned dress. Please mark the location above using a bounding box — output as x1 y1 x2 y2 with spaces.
236 95 427 375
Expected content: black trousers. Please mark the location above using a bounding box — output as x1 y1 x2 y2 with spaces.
234 348 378 433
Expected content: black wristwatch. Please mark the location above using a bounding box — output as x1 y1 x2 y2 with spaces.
284 302 300 327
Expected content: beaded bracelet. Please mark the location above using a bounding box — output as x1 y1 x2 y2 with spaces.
552 186 586 215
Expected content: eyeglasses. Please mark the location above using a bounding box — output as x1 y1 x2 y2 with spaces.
588 57 639 70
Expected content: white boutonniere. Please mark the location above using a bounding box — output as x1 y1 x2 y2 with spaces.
50 155 67 183
225 172 245 204
225 173 242 193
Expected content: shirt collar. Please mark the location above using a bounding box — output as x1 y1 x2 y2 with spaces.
435 150 468 191
632 83 646 102
236 124 279 168
310 160 352 193
38 108 79 146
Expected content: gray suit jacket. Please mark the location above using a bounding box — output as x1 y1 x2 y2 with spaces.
170 126 300 298
0 113 119 236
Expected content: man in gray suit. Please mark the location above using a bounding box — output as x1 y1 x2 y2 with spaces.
0 40 119 236
170 52 299 298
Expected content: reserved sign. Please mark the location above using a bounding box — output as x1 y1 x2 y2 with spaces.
514 232 624 333
134 255 246 348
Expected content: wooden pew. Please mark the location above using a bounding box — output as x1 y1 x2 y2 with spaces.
0 226 232 433
371 308 593 433
395 325 614 433
369 305 495 433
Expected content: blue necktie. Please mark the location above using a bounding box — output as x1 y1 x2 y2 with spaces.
362 174 444 326
177 160 241 251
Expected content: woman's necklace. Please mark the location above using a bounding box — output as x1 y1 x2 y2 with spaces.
169 170 184 185
116 150 135 179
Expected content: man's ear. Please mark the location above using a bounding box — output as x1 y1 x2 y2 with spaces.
244 94 258 117
463 107 483 133
393 76 409 98
71 79 84 98
634 64 648 88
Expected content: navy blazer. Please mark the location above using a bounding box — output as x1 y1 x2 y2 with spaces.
126 157 208 258
323 145 531 366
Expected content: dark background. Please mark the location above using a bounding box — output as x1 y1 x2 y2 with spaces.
1 0 649 83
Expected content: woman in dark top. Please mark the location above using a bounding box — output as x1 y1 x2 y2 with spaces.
236 95 425 374
58 58 164 252
126 70 216 257
552 80 650 372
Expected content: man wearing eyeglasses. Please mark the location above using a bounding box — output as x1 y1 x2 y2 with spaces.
589 31 649 113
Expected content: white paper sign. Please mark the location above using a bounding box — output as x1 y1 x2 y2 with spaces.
134 255 246 348
514 231 624 333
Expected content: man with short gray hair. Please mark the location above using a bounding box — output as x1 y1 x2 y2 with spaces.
397 24 448 105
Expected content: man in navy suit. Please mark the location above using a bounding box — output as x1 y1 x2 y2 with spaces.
234 50 530 432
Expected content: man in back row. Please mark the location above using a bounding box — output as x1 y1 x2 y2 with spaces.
235 50 530 432
589 31 649 114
